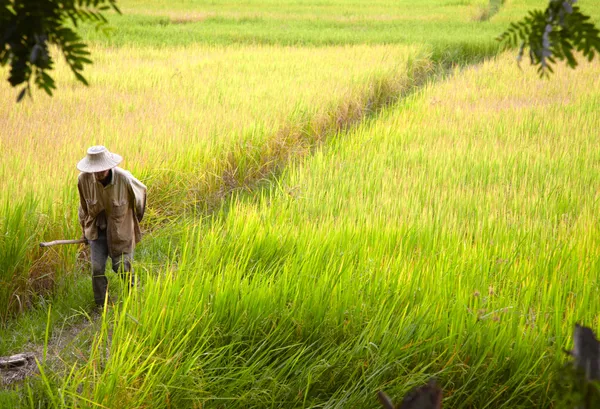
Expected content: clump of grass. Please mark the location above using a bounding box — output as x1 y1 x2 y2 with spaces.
0 197 40 322
0 194 85 323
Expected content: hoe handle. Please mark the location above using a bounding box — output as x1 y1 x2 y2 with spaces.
40 239 87 248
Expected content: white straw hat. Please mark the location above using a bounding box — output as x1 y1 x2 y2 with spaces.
77 146 123 173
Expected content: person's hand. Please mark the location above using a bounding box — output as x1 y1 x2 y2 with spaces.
81 235 89 245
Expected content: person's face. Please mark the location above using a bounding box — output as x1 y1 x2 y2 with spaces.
94 169 110 181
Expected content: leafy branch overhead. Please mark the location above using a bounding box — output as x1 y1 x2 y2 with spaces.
498 0 600 77
0 0 121 101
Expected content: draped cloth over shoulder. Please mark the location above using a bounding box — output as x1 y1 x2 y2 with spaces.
77 148 146 257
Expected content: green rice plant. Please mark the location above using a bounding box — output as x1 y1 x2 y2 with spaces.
0 42 431 320
0 196 40 322
0 0 547 321
35 54 600 408
2 0 599 406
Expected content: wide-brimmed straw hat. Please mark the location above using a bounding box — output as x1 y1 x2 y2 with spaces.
77 146 123 173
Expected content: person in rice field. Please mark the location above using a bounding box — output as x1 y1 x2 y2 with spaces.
76 146 147 307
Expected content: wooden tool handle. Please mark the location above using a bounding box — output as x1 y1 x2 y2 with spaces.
39 239 87 248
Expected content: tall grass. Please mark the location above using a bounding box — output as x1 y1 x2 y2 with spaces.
1 0 599 406
0 0 555 321
0 197 39 321
0 43 429 321
0 0 514 322
31 54 600 408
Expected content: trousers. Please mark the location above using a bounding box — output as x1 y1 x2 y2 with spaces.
90 229 135 306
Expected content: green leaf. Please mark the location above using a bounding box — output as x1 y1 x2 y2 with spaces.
41 72 56 89
73 71 89 86
16 87 27 102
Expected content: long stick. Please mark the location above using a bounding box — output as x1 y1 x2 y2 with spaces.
39 239 87 248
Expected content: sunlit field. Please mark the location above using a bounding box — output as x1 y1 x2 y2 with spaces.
82 0 503 49
1 0 599 407
0 44 430 320
1 44 427 204
0 0 512 322
25 54 600 409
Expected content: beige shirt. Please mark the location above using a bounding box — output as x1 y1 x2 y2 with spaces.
78 167 147 256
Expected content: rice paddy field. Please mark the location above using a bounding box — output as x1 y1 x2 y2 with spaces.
1 0 600 407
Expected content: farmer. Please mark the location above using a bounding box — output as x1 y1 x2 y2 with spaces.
76 146 147 307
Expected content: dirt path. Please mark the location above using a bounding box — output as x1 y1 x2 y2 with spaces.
0 309 104 388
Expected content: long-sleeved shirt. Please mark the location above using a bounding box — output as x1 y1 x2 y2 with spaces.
78 167 147 256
